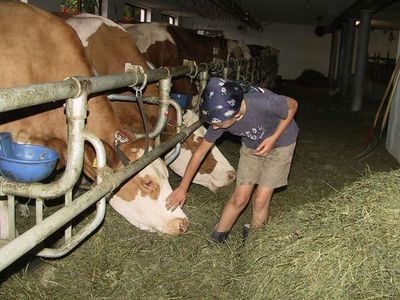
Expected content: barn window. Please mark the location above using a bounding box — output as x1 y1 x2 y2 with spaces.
60 0 98 14
162 14 178 26
123 4 150 23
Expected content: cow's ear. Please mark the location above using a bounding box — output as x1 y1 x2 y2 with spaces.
84 141 120 181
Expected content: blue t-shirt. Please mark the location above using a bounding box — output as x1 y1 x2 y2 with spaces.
204 88 298 149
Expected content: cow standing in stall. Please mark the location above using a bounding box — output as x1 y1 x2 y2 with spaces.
67 15 236 192
0 2 188 238
123 23 228 103
226 39 252 60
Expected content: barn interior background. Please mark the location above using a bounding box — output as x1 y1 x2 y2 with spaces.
25 0 400 80
1 0 400 298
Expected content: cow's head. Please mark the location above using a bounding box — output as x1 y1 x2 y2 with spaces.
227 39 251 60
168 110 236 192
81 134 188 236
97 138 188 236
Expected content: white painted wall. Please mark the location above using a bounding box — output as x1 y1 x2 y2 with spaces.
260 23 331 79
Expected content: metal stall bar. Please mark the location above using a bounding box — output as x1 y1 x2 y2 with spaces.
0 91 88 199
0 121 201 272
0 66 200 199
37 130 107 258
0 58 251 269
0 59 249 113
0 58 246 197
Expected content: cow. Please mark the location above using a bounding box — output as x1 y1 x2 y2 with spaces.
0 2 187 239
226 39 251 60
246 44 280 89
247 44 265 58
123 22 228 101
67 15 236 192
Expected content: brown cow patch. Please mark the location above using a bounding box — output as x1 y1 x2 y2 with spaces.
117 174 160 202
138 175 160 200
182 135 217 175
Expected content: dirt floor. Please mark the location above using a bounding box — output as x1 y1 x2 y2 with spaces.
0 81 398 299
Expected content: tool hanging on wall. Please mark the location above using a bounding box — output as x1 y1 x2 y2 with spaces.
355 57 400 161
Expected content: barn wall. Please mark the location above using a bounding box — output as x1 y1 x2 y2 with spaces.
350 28 399 73
182 17 331 80
368 29 398 58
24 1 399 80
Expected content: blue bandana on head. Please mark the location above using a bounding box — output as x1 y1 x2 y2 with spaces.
200 77 244 124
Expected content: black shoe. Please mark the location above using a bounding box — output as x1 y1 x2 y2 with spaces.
242 224 251 242
210 230 231 243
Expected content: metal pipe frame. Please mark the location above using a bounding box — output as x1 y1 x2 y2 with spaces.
136 77 172 139
0 57 265 271
0 120 202 272
351 10 372 111
37 130 107 258
222 67 229 80
0 90 88 199
342 19 356 97
328 30 340 86
0 60 247 114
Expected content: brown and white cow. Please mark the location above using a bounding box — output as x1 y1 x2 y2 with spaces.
67 15 236 192
123 22 228 100
227 39 251 60
0 2 187 238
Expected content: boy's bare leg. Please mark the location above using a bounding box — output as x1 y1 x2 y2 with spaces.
251 186 274 228
216 184 254 232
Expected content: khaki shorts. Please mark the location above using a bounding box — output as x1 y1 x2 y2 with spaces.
236 142 296 189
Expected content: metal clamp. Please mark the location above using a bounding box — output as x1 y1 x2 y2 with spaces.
231 58 240 70
183 60 199 80
64 76 82 98
158 66 172 79
125 64 147 95
198 62 209 72
114 130 130 145
114 130 131 166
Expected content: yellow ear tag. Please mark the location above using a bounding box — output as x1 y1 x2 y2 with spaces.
92 158 97 168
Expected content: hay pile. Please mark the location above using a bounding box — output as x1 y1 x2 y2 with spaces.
1 168 399 299
240 169 400 299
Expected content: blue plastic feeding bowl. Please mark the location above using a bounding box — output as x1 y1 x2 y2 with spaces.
0 132 59 183
170 93 192 109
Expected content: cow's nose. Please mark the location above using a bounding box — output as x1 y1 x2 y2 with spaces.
228 170 236 182
165 217 189 236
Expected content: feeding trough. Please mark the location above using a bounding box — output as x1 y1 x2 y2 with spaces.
170 93 192 109
0 132 59 183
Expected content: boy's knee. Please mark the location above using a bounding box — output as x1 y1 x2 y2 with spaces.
231 194 250 209
252 196 271 210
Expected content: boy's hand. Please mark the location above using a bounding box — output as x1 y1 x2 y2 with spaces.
166 187 188 211
254 136 277 156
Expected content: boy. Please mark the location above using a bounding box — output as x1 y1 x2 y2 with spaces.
166 77 298 242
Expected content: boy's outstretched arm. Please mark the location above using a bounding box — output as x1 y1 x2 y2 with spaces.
166 138 214 211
